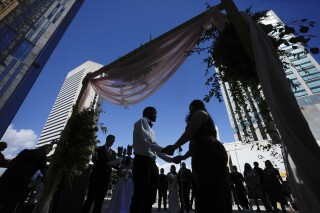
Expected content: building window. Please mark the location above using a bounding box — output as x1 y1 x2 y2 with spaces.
294 90 308 97
47 3 61 20
52 8 64 24
0 63 24 98
0 26 17 51
307 81 320 88
26 17 46 40
11 39 34 60
304 97 312 104
311 87 320 93
0 59 17 80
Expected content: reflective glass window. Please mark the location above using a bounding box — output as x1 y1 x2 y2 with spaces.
0 26 17 50
311 87 320 93
303 73 320 81
12 39 34 60
307 81 320 88
26 17 46 40
294 90 308 97
0 64 24 98
0 59 17 81
304 98 312 104
52 8 64 24
47 3 61 20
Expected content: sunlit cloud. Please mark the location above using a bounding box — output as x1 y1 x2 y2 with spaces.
1 124 38 159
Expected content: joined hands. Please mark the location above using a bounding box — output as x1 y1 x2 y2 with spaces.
161 145 176 155
171 155 183 164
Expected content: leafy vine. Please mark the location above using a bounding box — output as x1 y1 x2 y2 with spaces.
189 6 318 146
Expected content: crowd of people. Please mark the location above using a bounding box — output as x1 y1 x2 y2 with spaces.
229 160 294 213
0 99 295 213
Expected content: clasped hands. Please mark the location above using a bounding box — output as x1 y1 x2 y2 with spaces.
161 145 183 164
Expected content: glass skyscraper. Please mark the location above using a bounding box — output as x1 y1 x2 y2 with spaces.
221 10 320 143
37 61 103 146
0 0 84 138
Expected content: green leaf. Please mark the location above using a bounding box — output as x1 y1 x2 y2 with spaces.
299 26 309 33
310 48 319 54
289 37 298 43
285 26 295 34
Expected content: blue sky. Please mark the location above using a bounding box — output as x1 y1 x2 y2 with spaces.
1 0 320 171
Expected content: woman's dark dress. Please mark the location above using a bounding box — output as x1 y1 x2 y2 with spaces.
190 117 232 213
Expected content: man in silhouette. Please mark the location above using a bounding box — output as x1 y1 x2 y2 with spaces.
0 144 52 212
158 168 168 211
178 162 192 213
82 135 117 213
130 106 172 213
0 141 9 168
253 162 265 187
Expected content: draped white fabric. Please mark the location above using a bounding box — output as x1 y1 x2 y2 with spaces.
245 15 320 212
88 8 226 106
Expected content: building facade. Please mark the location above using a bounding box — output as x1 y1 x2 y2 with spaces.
37 61 103 146
221 10 320 143
0 0 84 138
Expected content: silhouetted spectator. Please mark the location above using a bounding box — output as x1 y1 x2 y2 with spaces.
158 168 168 211
230 165 250 210
244 163 272 212
264 160 287 212
0 141 9 168
82 135 117 213
253 162 265 187
228 166 241 211
177 162 192 212
0 144 52 213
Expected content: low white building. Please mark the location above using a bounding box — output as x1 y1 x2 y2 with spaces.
224 140 286 177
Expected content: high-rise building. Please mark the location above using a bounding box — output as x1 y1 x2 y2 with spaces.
37 61 103 146
221 10 320 143
0 0 84 138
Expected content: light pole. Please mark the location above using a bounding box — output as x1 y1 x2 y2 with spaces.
234 144 241 173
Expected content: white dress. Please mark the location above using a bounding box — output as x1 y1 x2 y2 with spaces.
108 168 134 213
167 172 180 213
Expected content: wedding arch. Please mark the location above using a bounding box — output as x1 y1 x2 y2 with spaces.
34 0 320 212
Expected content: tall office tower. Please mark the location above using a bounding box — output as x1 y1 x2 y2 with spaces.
0 0 84 138
221 10 320 143
37 61 103 146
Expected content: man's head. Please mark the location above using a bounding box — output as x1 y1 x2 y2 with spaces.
232 165 237 172
265 160 272 168
160 168 164 174
253 161 259 167
182 162 186 169
170 165 176 173
143 106 157 122
105 135 115 147
0 141 7 151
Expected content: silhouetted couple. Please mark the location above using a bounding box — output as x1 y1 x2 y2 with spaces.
130 100 232 213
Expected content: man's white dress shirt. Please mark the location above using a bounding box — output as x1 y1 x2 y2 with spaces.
133 117 171 162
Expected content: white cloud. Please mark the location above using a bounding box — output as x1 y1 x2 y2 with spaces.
1 124 38 159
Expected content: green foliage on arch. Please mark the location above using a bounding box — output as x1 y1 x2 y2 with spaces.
189 6 318 146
